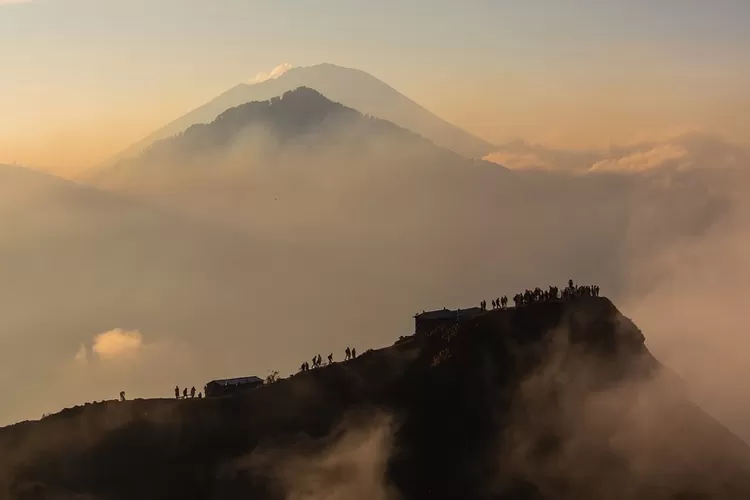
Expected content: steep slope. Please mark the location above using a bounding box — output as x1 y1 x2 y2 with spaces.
108 63 496 162
2 297 749 500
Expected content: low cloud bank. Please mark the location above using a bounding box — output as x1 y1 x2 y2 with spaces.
485 133 748 174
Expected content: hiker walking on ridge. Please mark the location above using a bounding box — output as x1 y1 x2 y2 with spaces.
190 386 196 399
328 353 333 365
352 347 357 358
183 388 187 399
175 386 180 399
345 347 351 360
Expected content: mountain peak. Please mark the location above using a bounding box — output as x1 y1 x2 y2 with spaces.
107 64 496 166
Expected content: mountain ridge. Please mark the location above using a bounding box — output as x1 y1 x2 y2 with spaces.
85 86 508 192
106 63 496 165
3 296 750 499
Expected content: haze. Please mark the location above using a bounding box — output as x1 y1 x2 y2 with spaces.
1 0 750 458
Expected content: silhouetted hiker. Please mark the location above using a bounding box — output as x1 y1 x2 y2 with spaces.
345 347 351 360
491 299 496 309
190 386 196 399
317 354 323 366
175 386 180 399
183 388 187 399
119 391 125 402
352 347 356 358
328 353 333 365
198 392 202 399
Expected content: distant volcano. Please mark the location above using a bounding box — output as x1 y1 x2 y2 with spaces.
107 63 496 164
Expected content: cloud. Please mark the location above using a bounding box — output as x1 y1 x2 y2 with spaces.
486 133 747 176
92 329 143 361
243 411 399 500
621 178 750 442
589 143 689 173
249 63 293 84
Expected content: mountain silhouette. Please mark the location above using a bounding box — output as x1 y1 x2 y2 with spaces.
3 297 750 499
93 86 490 175
109 63 496 163
85 86 513 233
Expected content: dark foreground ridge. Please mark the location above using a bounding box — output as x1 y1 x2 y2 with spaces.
2 297 750 500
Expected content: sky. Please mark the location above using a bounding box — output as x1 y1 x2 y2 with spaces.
1 0 749 174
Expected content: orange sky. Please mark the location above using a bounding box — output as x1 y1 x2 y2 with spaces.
1 0 748 176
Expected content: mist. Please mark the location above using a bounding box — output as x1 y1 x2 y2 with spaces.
495 319 750 499
0 90 747 455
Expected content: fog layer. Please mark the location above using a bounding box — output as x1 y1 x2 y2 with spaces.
1 89 747 443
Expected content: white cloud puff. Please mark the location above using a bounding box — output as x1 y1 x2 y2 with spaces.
250 63 293 84
92 329 143 360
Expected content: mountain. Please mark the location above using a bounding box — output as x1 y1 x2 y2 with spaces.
84 88 727 298
85 86 517 243
109 63 496 163
3 297 750 499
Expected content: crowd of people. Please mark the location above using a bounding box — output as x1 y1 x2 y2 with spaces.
168 345 361 402
481 280 600 310
174 385 202 400
299 346 357 373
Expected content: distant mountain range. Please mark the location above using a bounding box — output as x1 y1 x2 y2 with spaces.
110 63 496 163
